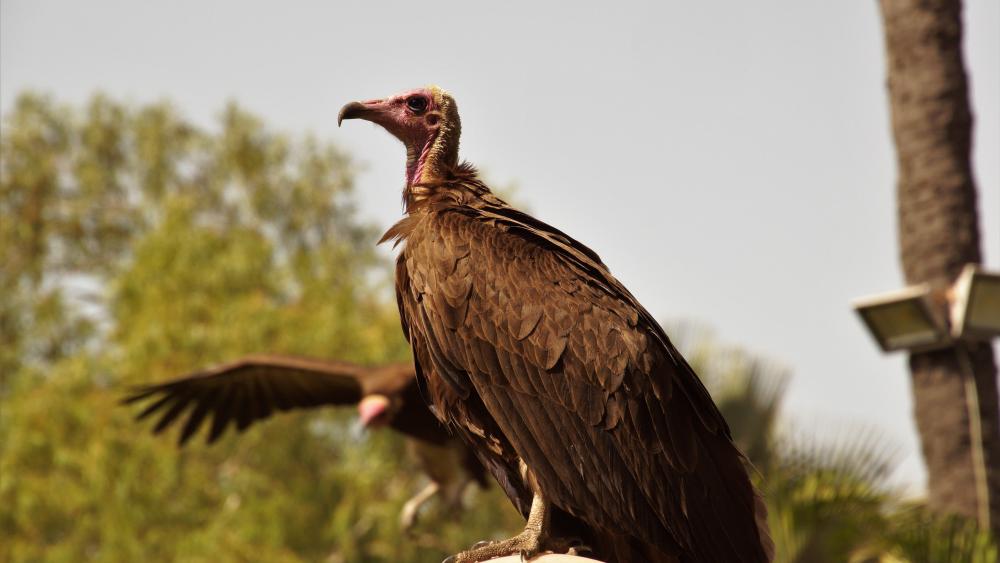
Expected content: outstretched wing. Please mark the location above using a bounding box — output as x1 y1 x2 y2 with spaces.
400 203 770 562
123 355 393 445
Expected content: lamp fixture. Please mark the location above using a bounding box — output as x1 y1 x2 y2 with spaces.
853 264 1000 353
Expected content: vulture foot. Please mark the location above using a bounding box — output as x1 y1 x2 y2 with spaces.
400 481 441 531
443 493 582 563
443 530 542 563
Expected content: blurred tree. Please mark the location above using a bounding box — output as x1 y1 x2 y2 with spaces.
0 93 521 562
878 0 1000 536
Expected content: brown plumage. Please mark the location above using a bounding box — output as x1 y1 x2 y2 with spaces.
340 86 774 563
124 354 487 528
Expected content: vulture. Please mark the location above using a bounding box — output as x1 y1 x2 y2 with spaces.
123 354 487 529
338 86 774 563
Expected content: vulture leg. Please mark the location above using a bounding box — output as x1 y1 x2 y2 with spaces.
444 492 582 563
400 480 440 531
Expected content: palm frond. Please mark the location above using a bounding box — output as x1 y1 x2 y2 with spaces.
854 505 997 563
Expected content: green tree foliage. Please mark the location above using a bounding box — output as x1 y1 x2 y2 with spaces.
0 93 521 562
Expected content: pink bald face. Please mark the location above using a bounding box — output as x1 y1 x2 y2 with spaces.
338 88 442 151
358 394 392 428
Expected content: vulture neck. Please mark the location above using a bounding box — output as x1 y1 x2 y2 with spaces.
403 116 461 214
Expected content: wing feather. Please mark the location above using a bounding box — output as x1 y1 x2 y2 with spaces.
178 387 220 445
124 355 388 444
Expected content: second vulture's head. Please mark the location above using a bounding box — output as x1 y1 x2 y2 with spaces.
339 86 461 186
357 393 395 428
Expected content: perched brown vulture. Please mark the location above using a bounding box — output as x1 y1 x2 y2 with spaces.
339 86 774 563
123 354 487 529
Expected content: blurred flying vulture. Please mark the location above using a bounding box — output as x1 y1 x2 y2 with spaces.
339 87 774 563
124 355 487 529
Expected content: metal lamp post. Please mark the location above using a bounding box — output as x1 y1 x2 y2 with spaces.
853 263 1000 530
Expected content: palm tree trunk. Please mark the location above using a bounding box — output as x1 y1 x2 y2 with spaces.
878 0 1000 536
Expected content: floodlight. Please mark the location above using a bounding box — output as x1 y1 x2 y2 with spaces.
852 285 951 353
950 265 1000 340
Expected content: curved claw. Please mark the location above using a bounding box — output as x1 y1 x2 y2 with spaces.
566 542 593 556
471 540 493 549
441 556 457 563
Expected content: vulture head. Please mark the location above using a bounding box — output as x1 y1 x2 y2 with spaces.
339 86 460 186
356 393 394 428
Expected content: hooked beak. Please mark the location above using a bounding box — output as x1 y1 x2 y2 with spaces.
338 99 385 127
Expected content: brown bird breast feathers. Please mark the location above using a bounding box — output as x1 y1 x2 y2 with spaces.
391 188 771 562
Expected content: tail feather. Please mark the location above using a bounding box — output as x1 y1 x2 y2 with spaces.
754 488 775 562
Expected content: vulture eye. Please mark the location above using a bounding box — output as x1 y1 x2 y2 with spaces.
406 96 428 113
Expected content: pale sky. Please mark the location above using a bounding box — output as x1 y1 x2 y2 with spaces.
2 0 998 491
